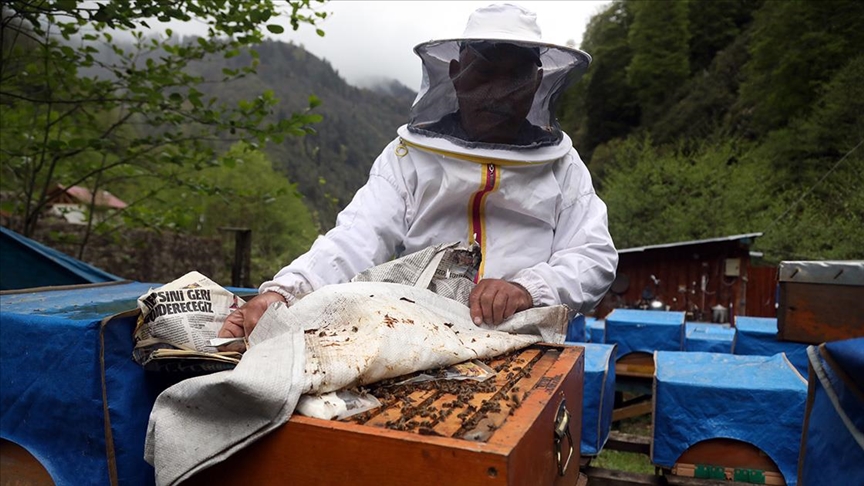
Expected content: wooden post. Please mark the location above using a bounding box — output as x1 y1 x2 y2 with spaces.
220 227 252 288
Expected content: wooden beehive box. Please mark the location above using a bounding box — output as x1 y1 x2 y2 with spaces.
186 344 584 486
670 439 786 485
777 261 864 344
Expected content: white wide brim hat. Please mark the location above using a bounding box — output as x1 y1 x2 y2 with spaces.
414 3 591 69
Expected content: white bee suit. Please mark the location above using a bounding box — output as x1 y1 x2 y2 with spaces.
262 126 618 315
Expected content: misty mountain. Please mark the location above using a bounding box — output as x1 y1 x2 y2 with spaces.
191 40 416 228
356 76 418 107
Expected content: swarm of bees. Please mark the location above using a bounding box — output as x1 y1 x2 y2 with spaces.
349 349 542 440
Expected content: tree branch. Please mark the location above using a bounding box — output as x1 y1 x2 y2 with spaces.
0 90 132 105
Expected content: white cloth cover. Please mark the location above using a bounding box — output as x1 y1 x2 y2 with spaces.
144 304 306 485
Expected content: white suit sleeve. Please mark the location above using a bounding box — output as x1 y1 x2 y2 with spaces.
510 159 618 314
259 146 410 301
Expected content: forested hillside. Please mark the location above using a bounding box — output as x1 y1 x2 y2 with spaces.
0 1 412 284
75 37 413 227
559 0 863 262
188 40 412 226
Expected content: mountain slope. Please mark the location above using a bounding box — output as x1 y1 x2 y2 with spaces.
194 40 414 228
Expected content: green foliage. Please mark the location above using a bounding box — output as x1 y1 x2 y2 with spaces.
124 143 319 283
556 0 862 261
560 0 639 160
625 0 690 123
650 33 750 145
687 0 762 74
738 0 864 133
599 137 772 249
0 0 328 238
182 40 411 228
750 55 864 261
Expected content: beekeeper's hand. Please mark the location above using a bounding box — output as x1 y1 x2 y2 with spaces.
218 291 287 342
469 279 532 326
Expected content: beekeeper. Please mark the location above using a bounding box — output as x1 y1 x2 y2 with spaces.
220 3 618 340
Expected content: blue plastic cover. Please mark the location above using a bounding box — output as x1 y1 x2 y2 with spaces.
684 322 735 353
605 309 684 358
0 281 260 485
577 343 617 456
733 316 809 375
798 338 864 485
652 351 808 485
566 314 586 343
0 226 122 291
825 338 864 392
1 282 165 485
587 318 604 343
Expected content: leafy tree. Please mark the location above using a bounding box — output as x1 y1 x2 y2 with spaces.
599 136 772 249
559 0 640 164
738 0 864 133
650 32 750 145
687 0 762 74
125 143 319 283
177 39 411 228
625 0 690 124
0 0 327 239
751 55 864 261
555 0 862 263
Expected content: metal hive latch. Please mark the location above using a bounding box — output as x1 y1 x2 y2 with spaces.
554 399 573 476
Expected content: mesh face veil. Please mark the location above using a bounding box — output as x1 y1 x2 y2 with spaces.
408 4 591 151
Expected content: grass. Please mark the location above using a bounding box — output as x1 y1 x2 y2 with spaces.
592 449 655 474
590 411 655 474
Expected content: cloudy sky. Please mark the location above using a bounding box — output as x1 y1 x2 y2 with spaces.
257 1 611 90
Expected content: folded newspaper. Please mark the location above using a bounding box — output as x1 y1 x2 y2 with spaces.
133 272 246 373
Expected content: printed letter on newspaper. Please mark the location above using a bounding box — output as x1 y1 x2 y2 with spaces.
133 271 246 373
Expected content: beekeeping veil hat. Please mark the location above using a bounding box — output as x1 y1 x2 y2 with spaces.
406 3 591 152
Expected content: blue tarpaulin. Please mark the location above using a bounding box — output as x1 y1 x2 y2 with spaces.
733 316 809 375
684 322 735 353
583 317 596 342
652 351 808 485
576 343 616 456
798 338 864 485
0 281 257 485
1 282 160 485
0 226 123 291
587 317 604 343
605 309 684 358
566 314 586 343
